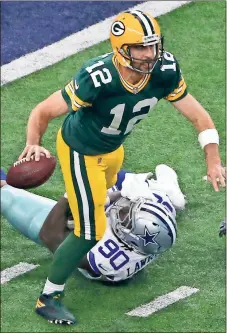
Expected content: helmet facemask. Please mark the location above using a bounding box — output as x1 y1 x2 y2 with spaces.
118 35 164 74
108 197 138 251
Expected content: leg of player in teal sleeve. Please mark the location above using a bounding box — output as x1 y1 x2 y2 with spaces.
1 184 56 245
0 168 130 247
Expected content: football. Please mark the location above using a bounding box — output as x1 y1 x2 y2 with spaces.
6 155 57 189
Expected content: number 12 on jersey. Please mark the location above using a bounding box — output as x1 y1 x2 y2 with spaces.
86 60 158 136
86 61 112 88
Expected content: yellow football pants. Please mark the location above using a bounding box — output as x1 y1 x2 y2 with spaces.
56 129 124 241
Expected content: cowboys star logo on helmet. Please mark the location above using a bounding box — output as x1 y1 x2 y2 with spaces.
110 10 164 74
109 196 177 255
138 226 160 247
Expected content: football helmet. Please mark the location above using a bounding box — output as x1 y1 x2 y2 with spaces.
110 10 164 74
108 196 177 255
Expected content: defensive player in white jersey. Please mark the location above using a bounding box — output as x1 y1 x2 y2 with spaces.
1 164 184 283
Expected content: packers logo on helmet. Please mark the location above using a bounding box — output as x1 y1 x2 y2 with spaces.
111 21 125 36
110 10 164 74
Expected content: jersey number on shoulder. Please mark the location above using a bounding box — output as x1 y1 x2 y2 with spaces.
152 193 174 213
86 61 112 88
98 239 129 270
160 52 176 72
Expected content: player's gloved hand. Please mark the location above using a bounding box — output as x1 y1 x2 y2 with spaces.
18 145 51 161
219 220 226 237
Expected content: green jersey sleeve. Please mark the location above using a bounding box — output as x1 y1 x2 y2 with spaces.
61 63 99 111
162 52 188 102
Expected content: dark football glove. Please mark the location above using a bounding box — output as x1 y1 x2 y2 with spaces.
219 220 226 237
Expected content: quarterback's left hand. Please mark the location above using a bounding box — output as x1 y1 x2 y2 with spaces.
206 163 226 192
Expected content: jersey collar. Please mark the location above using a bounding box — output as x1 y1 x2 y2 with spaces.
112 55 150 94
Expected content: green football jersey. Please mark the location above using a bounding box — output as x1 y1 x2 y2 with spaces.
61 51 187 155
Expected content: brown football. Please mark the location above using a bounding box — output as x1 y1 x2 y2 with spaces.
6 155 57 189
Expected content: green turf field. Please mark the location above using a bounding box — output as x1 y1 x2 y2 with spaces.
1 1 226 332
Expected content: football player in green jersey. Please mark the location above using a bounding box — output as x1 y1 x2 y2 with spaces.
19 10 225 325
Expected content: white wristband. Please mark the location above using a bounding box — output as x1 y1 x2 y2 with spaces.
198 129 219 149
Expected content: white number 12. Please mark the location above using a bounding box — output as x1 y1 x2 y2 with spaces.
86 61 112 88
101 97 158 135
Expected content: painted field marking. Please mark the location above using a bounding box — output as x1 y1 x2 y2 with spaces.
1 1 191 86
1 262 39 285
126 286 199 317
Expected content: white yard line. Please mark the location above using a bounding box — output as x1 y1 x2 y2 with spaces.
1 262 39 284
126 286 199 317
1 1 191 86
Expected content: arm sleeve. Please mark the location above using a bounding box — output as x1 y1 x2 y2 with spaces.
164 58 188 102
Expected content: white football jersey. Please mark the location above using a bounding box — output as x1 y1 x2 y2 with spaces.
78 217 159 282
78 190 175 282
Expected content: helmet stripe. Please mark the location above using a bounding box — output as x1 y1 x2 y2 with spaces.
144 202 168 216
140 207 177 244
130 11 147 36
139 11 155 35
144 202 177 233
130 10 154 36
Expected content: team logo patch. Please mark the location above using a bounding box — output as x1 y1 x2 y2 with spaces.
74 79 79 90
139 227 159 246
111 21 125 36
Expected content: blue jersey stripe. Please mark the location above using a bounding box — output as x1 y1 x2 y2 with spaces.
88 251 101 275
